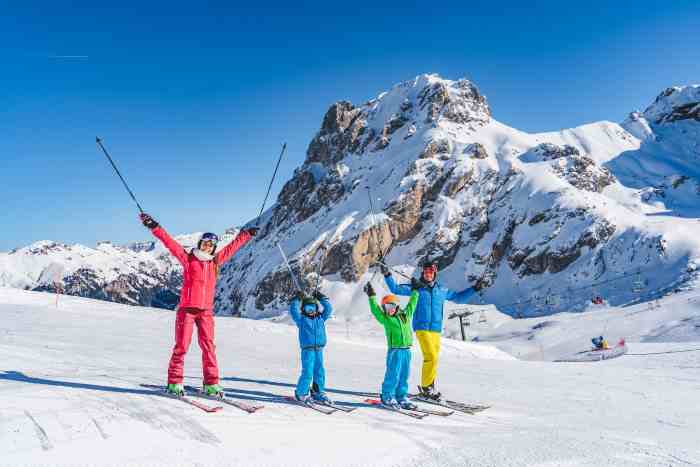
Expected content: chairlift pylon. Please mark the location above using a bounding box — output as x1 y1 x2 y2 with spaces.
632 270 645 293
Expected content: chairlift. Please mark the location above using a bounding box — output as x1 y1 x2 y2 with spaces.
545 290 560 308
632 271 645 293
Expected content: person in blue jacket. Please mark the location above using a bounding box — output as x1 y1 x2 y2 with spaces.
382 259 476 400
289 290 333 404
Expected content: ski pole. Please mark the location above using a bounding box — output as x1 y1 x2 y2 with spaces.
256 143 287 226
95 137 145 214
276 242 303 293
365 186 386 281
373 258 413 280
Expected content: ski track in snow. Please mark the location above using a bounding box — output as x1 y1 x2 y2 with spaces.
1 287 700 466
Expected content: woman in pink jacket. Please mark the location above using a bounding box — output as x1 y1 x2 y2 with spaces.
140 213 257 397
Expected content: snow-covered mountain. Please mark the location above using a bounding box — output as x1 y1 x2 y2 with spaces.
3 75 699 318
0 231 237 309
217 74 700 318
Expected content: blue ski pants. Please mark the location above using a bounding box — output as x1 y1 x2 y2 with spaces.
296 347 325 397
381 348 411 402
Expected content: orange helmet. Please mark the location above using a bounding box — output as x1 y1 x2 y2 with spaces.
381 294 399 306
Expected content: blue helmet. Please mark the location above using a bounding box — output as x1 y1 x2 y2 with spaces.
198 232 219 252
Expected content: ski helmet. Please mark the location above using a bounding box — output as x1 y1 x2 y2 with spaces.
198 232 219 252
381 294 399 306
381 294 400 315
421 260 438 281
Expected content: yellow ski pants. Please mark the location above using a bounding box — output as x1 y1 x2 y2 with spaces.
415 330 441 387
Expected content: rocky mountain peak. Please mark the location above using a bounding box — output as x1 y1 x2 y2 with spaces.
305 74 491 167
643 85 700 124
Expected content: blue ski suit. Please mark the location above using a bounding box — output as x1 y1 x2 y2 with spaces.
289 297 333 397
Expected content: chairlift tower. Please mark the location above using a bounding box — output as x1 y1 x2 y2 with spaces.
448 308 475 341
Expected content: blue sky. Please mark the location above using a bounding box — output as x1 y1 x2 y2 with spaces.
1 1 699 250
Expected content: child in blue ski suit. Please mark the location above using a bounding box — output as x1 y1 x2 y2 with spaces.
289 290 333 403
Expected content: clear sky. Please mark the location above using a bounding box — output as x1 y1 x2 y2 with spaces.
1 1 698 251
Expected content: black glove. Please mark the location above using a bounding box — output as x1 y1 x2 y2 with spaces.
363 282 376 297
380 263 390 277
313 290 328 301
139 213 159 229
411 277 425 291
244 227 260 237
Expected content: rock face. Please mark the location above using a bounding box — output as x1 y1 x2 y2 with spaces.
215 74 700 318
524 144 617 193
643 85 700 124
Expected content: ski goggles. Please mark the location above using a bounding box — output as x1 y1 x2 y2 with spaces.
200 233 219 245
303 303 318 314
382 303 399 314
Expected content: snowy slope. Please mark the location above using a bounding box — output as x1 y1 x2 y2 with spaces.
445 288 700 362
217 74 700 319
2 288 699 466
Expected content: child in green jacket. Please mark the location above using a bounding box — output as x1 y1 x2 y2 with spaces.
364 281 419 409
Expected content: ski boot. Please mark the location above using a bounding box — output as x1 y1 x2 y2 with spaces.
295 392 312 404
166 383 184 397
380 396 400 410
418 383 442 401
310 381 320 396
203 384 224 398
312 391 333 405
397 398 418 410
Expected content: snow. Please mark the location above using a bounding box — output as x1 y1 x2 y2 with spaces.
2 287 700 466
643 85 700 124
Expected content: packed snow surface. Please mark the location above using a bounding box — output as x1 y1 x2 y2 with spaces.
1 288 699 466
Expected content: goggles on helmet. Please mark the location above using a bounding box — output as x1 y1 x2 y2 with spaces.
382 302 399 314
201 232 219 245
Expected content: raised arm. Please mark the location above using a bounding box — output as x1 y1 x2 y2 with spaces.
368 296 386 325
364 282 386 324
215 228 256 264
446 285 476 304
383 273 412 296
404 290 420 320
317 293 333 321
289 298 302 326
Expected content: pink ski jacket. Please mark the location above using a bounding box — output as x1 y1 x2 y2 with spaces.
152 226 252 310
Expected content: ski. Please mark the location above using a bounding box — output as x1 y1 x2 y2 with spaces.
183 386 264 414
403 404 453 417
364 399 428 419
316 400 356 413
284 396 337 415
365 398 451 416
144 386 223 413
409 394 489 414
